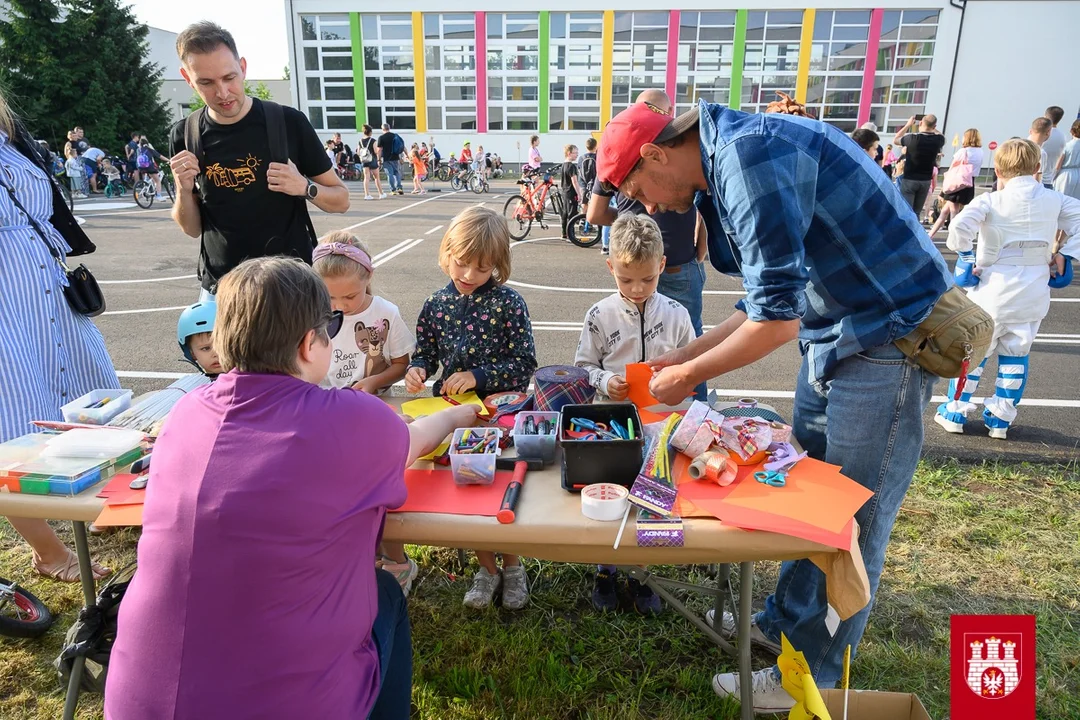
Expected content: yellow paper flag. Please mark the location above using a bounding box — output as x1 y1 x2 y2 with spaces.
778 633 832 720
952 132 960 147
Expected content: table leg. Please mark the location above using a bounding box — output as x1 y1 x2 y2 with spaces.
738 562 754 720
714 564 730 633
62 521 97 720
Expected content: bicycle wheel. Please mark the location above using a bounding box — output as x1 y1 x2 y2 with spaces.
436 164 451 182
450 173 463 191
58 182 73 212
134 181 154 209
163 176 176 202
469 174 484 194
567 213 602 248
547 192 563 219
0 579 53 639
502 196 532 241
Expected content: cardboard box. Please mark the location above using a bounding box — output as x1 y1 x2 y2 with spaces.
818 689 933 720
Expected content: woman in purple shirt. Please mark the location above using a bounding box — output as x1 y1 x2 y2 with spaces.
106 257 477 719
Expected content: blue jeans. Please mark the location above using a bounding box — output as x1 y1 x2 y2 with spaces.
369 568 412 719
657 259 708 401
755 343 936 685
384 161 402 192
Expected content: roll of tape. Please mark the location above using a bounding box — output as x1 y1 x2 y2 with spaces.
534 365 595 412
581 483 629 521
736 397 758 409
483 391 528 416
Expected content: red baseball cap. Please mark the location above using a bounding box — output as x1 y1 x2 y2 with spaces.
597 102 700 189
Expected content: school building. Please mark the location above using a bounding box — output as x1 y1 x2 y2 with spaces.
283 1 1080 162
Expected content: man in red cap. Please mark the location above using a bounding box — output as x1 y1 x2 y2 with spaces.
597 99 951 712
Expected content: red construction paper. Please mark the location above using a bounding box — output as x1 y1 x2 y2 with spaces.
389 468 515 516
97 473 140 498
626 363 661 409
105 489 146 507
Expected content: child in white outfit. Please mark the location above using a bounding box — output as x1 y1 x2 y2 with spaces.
936 138 1080 439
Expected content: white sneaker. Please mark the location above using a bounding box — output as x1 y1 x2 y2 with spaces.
934 413 964 434
501 565 529 610
986 425 1008 440
364 195 374 200
705 609 782 655
463 568 501 609
379 193 388 199
379 556 419 598
712 667 795 714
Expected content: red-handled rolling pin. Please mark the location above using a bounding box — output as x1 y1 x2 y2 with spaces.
495 456 544 524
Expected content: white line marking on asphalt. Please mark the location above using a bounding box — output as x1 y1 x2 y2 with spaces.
330 191 462 237
116 371 189 379
374 238 424 267
425 225 444 234
101 305 189 316
98 274 198 285
78 207 172 218
372 237 418 262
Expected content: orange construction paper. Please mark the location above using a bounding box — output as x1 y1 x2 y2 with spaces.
105 489 146 507
93 503 144 528
626 363 661 409
687 498 855 549
389 468 515 516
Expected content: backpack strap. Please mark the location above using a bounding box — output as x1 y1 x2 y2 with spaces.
263 100 318 251
184 107 205 166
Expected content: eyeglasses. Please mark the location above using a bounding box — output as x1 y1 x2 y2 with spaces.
325 310 344 340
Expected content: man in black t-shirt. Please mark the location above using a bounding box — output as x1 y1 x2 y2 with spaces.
169 22 348 298
893 113 945 220
376 124 404 195
559 144 582 240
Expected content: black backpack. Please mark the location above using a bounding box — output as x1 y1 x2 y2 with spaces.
183 101 318 288
581 154 597 186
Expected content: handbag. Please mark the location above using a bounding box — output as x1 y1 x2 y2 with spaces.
893 286 994 378
942 150 975 194
2 178 106 317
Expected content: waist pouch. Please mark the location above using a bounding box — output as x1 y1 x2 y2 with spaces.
893 286 994 378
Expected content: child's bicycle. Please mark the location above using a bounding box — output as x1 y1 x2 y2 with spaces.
133 162 176 209
502 172 558 241
0 575 53 639
103 176 126 198
565 185 602 248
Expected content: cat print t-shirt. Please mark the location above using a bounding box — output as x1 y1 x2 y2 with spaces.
325 296 416 390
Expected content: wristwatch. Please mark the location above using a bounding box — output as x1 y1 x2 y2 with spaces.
305 179 319 200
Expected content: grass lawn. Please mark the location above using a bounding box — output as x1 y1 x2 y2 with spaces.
1 459 1077 719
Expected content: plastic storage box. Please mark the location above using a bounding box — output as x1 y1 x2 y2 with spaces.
560 403 644 492
0 432 144 496
513 411 559 463
61 389 133 425
449 427 500 485
43 428 144 460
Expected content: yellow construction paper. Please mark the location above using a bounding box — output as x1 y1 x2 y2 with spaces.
400 392 489 421
779 633 831 720
419 441 449 462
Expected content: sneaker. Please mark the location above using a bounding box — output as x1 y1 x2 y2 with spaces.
983 409 1009 440
396 188 405 195
364 195 374 200
501 565 529 610
601 246 609 256
592 567 618 611
934 413 964 434
705 609 782 655
628 577 662 615
463 568 501 609
380 556 419 597
379 193 387 199
986 425 1008 440
712 667 795 714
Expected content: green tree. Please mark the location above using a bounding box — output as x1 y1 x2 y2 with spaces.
0 0 170 153
186 81 274 114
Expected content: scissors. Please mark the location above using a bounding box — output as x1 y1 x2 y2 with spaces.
754 470 787 487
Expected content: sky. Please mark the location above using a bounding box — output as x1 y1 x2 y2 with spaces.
123 0 290 79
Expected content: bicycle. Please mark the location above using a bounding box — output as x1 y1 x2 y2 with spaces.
502 173 557 241
0 576 53 639
566 186 602 248
522 166 563 218
133 162 176 209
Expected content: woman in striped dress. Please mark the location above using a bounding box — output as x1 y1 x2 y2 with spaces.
1 91 115 582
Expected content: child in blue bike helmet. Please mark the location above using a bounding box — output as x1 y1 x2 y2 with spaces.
178 301 223 377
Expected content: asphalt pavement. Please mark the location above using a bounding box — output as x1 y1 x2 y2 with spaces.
75 179 1079 463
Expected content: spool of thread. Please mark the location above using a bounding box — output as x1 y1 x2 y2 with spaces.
534 365 595 413
688 452 739 486
736 397 758 409
581 483 630 521
483 391 528 416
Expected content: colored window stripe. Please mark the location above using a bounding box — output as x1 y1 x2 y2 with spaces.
665 10 680 102
858 8 884 126
476 12 487 133
730 9 747 111
412 12 427 133
539 12 550 133
795 9 816 104
350 13 366 131
600 10 614 127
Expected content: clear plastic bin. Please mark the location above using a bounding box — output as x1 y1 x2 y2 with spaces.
43 428 145 460
513 411 559 463
61 389 133 425
448 427 500 485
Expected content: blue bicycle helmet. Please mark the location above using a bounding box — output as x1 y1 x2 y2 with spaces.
177 301 217 364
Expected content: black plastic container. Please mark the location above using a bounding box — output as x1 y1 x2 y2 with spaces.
559 403 644 493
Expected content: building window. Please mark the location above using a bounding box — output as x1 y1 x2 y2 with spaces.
486 13 540 131
423 13 478 131
740 10 802 115
356 13 416 130
549 12 603 131
803 10 871 133
870 9 939 133
610 11 669 117
675 11 737 115
299 14 356 131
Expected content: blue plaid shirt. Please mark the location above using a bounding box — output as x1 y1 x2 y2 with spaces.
693 100 951 389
